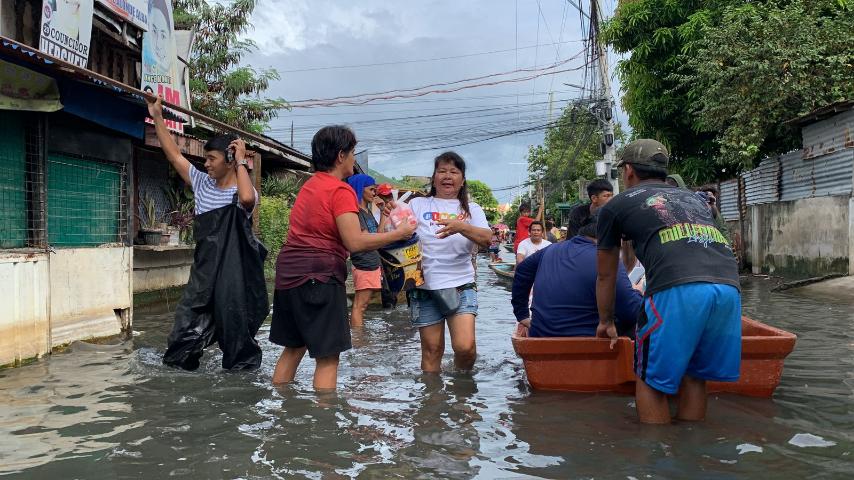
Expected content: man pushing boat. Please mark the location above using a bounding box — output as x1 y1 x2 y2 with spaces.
595 139 741 424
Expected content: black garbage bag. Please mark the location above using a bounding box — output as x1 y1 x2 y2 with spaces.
163 199 269 371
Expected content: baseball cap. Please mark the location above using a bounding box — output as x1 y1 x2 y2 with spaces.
616 139 669 169
376 183 393 196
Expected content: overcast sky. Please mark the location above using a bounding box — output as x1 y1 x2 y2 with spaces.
246 0 621 204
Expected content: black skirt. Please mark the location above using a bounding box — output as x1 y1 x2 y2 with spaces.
269 279 351 358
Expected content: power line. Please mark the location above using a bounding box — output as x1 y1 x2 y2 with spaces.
271 90 580 117
370 120 562 154
268 99 578 132
288 52 588 107
276 39 585 73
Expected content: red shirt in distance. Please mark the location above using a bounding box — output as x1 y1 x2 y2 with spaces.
515 216 534 253
275 172 359 289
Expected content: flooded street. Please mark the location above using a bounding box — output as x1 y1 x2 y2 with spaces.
2 258 853 479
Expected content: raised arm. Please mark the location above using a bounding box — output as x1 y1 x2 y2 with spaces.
146 95 192 186
230 139 257 211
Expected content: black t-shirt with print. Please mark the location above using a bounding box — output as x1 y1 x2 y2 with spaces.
597 182 739 296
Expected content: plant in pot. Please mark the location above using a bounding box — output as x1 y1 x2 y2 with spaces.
165 185 195 244
137 194 163 245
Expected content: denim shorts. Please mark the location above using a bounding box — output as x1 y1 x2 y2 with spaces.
408 288 478 328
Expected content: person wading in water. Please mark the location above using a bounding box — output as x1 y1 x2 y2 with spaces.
407 152 492 373
269 126 415 390
147 95 268 371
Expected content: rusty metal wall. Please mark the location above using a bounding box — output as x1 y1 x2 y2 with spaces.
719 179 740 221
780 149 853 201
743 158 780 205
802 109 854 160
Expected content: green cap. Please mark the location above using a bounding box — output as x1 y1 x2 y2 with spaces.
616 139 669 169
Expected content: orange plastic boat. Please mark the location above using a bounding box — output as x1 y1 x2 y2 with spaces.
511 317 796 398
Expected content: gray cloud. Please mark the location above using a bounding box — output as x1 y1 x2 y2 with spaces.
246 0 620 198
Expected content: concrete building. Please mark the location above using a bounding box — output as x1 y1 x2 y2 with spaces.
717 100 854 277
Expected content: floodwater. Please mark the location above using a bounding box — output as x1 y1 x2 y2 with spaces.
1 259 852 479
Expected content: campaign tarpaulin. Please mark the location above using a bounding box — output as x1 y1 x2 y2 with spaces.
39 0 95 68
142 0 186 133
96 0 148 31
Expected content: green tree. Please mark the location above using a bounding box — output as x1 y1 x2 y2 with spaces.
174 0 287 133
604 0 725 182
467 180 499 223
605 0 853 181
526 104 615 218
680 0 854 170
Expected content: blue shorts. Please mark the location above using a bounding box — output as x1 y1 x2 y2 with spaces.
408 288 478 328
635 282 741 394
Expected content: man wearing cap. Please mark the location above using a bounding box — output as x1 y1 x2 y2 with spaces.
373 183 394 222
595 139 741 424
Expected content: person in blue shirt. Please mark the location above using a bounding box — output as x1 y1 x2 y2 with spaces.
512 214 642 337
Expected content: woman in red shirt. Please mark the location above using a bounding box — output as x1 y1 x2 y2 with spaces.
270 126 414 390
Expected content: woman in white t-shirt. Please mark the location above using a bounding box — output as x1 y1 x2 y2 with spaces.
407 152 492 373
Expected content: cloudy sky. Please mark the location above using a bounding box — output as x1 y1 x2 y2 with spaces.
246 0 621 204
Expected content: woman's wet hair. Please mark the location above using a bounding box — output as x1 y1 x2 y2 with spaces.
429 151 471 219
204 134 239 158
311 126 357 172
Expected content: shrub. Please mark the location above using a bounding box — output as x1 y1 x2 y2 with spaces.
258 195 290 278
261 175 302 203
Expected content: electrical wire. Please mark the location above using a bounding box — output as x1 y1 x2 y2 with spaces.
287 52 589 107
276 39 585 73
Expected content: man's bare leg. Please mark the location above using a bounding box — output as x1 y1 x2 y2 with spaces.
636 379 671 424
676 375 707 421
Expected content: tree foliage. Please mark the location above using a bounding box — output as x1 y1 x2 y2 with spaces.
258 196 290 277
680 0 854 170
467 180 499 223
605 0 853 182
174 0 287 133
604 0 725 182
525 104 616 218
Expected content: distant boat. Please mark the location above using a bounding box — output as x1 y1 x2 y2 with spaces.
488 262 515 280
511 317 796 398
502 243 514 253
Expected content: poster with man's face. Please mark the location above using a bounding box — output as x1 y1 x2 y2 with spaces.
141 0 186 132
39 0 95 68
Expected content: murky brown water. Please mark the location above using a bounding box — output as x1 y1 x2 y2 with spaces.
1 258 852 478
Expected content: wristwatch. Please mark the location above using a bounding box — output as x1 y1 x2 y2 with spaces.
237 158 250 170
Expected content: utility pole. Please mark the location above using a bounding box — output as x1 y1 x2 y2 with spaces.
591 0 618 193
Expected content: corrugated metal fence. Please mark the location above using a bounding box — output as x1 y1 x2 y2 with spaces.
719 179 740 221
717 147 853 221
743 157 780 205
